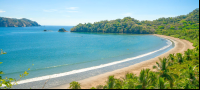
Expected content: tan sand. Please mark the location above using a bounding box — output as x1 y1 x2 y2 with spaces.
50 34 195 89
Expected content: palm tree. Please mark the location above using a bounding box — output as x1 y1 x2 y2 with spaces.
69 81 81 89
122 73 137 89
188 65 199 87
107 75 115 89
184 49 192 61
176 53 183 64
159 77 165 89
192 47 199 60
168 54 175 62
138 69 151 89
114 79 123 89
148 71 158 88
153 57 178 89
125 73 134 80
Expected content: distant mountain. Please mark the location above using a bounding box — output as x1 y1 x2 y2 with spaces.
0 17 40 27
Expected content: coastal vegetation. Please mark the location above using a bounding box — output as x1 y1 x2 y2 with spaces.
69 8 199 89
70 8 198 35
0 17 40 27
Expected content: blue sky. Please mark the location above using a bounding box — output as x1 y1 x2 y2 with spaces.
0 0 199 26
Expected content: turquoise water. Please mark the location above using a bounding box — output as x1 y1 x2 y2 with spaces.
0 26 173 88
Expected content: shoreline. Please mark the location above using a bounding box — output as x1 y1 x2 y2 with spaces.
50 34 194 89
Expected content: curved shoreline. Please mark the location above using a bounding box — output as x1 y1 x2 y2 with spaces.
51 34 194 89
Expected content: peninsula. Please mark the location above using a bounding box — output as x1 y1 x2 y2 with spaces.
0 17 40 27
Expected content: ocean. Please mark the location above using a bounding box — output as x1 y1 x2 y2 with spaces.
0 26 174 88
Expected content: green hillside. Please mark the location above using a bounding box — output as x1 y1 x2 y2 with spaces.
70 8 199 34
0 17 40 27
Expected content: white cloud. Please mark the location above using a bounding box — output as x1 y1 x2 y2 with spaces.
66 7 79 13
43 9 57 12
4 17 22 19
0 10 6 13
64 15 71 17
66 7 79 10
67 11 79 13
121 13 132 16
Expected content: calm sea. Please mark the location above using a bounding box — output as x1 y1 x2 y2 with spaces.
0 26 174 88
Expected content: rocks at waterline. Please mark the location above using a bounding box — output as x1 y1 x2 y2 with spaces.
43 29 52 32
58 28 68 32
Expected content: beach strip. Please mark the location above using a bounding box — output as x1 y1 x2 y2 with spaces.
51 34 194 89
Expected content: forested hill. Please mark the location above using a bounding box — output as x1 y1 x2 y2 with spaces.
0 17 40 27
70 8 199 34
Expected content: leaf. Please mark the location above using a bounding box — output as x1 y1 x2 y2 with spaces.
9 78 14 81
0 71 4 74
153 66 157 69
0 62 3 64
24 71 28 74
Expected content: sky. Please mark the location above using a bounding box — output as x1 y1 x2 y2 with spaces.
0 0 199 26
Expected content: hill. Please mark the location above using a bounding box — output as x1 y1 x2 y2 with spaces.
70 8 199 34
0 17 40 27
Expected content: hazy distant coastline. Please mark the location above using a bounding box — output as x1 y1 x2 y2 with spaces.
0 17 40 27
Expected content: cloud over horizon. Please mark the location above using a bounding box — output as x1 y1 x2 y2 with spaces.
66 7 79 10
43 9 57 12
0 10 6 13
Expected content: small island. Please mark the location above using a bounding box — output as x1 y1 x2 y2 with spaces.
58 28 68 32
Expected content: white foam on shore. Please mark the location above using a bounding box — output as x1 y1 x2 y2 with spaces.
2 38 173 87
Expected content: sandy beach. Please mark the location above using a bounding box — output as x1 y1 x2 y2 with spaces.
51 34 195 89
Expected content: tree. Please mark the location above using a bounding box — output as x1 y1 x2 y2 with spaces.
184 49 192 60
69 81 81 89
176 53 183 64
153 57 178 89
107 75 115 89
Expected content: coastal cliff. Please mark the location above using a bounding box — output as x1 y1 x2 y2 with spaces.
0 17 40 27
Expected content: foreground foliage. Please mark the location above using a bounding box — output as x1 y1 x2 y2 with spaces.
0 49 31 89
70 47 199 89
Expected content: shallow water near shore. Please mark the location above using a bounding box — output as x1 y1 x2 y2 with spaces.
0 26 174 88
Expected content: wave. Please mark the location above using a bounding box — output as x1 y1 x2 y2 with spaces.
2 38 173 86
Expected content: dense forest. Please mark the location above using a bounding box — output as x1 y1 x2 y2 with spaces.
70 8 199 34
68 8 199 89
0 17 40 27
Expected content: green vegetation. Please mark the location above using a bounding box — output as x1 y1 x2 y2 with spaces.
0 49 31 89
69 8 199 89
69 81 81 89
0 17 40 27
71 8 199 35
58 28 68 32
69 47 199 89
